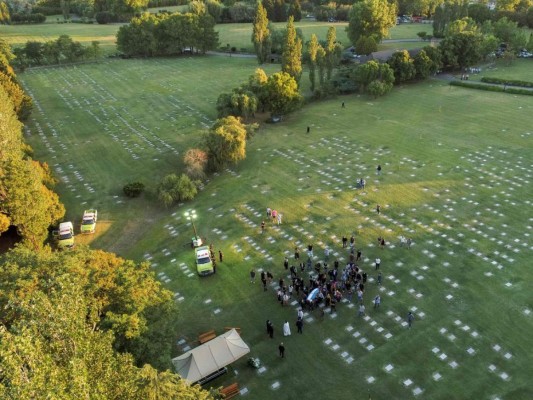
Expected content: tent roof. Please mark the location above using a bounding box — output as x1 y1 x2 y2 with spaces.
172 329 250 383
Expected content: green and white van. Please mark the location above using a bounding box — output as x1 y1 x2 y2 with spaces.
195 246 214 276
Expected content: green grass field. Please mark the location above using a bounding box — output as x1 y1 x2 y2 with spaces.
19 55 533 399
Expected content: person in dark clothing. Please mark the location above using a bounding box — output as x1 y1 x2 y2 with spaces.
219 250 223 262
283 257 289 270
342 236 347 248
356 250 362 261
279 342 285 357
294 247 300 260
296 318 303 333
267 320 274 338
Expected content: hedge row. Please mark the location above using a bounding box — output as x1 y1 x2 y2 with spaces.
10 13 46 24
450 80 533 96
480 77 533 88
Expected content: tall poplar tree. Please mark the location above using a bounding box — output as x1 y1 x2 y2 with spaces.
281 16 303 84
252 2 271 64
325 26 342 81
307 34 319 92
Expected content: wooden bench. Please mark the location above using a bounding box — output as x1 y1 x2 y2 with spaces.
198 330 216 344
220 382 240 399
224 327 241 335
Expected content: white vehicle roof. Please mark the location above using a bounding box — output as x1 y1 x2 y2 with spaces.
196 249 210 259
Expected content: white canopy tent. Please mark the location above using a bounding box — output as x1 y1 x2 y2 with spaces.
172 329 250 384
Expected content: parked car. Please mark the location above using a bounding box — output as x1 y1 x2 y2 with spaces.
80 209 97 233
518 49 532 58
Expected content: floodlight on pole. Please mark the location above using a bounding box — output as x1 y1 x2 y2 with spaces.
184 209 199 245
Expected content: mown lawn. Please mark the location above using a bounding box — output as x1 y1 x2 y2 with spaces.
20 55 533 400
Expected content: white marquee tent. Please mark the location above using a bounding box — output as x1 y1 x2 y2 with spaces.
172 329 250 383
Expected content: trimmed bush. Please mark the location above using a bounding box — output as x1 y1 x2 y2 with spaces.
450 80 533 96
480 77 533 88
123 182 145 197
11 13 46 24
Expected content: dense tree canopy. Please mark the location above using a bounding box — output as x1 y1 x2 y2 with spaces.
347 0 397 45
265 71 302 115
0 247 212 399
205 116 248 171
0 49 65 250
117 12 219 57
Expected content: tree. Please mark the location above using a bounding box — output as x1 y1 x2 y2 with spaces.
196 14 220 54
413 49 433 79
282 16 303 84
0 71 33 121
0 250 213 399
205 116 247 171
354 60 394 96
307 34 319 92
246 68 269 112
492 17 527 51
265 71 302 116
387 49 416 83
183 148 208 180
316 46 326 88
325 26 342 81
421 45 443 74
117 13 159 57
347 0 397 45
0 1 10 24
252 2 271 64
24 41 44 65
432 0 468 38
355 35 378 55
439 30 485 69
288 0 302 22
216 89 258 120
273 0 286 22
157 174 198 207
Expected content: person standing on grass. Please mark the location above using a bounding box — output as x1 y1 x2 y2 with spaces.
277 213 282 225
376 204 381 215
296 317 303 333
219 250 223 262
375 257 381 270
266 320 273 337
356 250 362 262
324 247 330 263
283 321 291 336
407 237 412 249
284 257 289 270
307 244 314 258
250 269 256 283
279 342 285 358
342 235 347 248
407 312 414 329
294 246 300 260
350 235 355 249
377 164 382 175
261 220 265 234
261 271 267 291
358 303 366 317
266 207 271 218
374 295 381 309
307 126 310 133
377 272 382 286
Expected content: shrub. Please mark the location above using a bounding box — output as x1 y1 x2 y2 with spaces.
123 182 145 197
157 174 198 207
95 11 115 24
449 80 533 95
480 77 533 88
